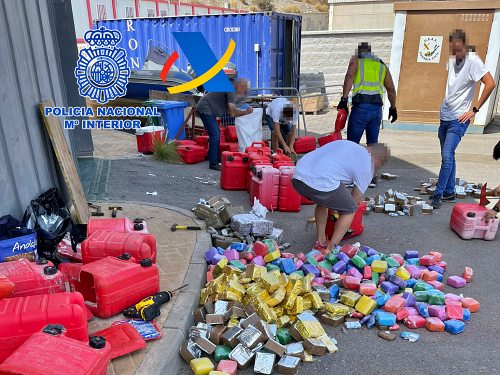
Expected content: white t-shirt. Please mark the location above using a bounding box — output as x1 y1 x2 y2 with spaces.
294 140 373 193
440 53 488 121
265 97 298 125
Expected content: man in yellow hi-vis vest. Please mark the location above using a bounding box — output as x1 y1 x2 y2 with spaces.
338 42 397 187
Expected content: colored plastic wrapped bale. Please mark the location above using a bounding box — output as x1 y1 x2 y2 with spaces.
400 331 420 342
385 257 400 268
396 266 411 281
366 255 381 265
388 275 407 290
446 275 466 288
402 292 416 307
280 258 296 275
462 308 471 321
343 276 361 291
339 291 361 307
425 317 445 332
355 295 377 315
302 264 320 278
340 244 357 258
395 308 409 321
380 281 399 295
384 296 405 313
421 270 438 282
253 242 268 258
462 267 473 283
351 255 366 269
428 292 445 306
403 315 426 329
444 319 465 335
427 280 444 291
405 265 421 279
191 357 214 375
376 312 396 327
461 297 480 312
416 302 430 318
332 260 347 274
214 345 233 362
359 282 377 296
347 267 363 280
428 306 446 320
376 292 391 307
413 281 433 292
329 285 340 300
371 260 388 273
404 250 419 260
217 360 238 375
419 255 436 266
446 304 464 320
428 265 445 274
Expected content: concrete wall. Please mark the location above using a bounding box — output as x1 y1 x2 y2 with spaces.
301 12 329 31
0 0 77 218
329 0 395 31
300 30 393 104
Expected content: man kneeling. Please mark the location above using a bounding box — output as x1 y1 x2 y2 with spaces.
293 140 389 252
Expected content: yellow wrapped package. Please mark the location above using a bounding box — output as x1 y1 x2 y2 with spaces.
301 274 313 294
264 249 281 263
288 296 304 315
228 281 246 296
266 286 286 307
190 357 214 375
257 273 280 293
304 291 324 310
246 284 264 297
274 305 284 317
223 265 242 277
251 296 278 323
213 258 229 278
318 335 338 353
325 302 350 316
199 287 210 305
303 299 312 311
277 315 291 328
371 260 388 273
284 279 302 310
355 295 377 315
396 266 411 281
295 320 326 339
245 264 266 280
339 291 361 307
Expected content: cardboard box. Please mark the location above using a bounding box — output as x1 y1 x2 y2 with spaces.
229 344 255 369
193 307 206 323
303 338 327 356
301 95 324 113
241 313 261 329
319 313 345 327
194 335 217 354
206 313 225 325
222 326 243 348
285 342 305 358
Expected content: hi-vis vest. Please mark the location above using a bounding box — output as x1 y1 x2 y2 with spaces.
352 55 387 106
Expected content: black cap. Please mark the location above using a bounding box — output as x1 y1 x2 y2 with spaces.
140 258 153 267
133 218 144 224
133 223 144 231
43 324 65 335
89 336 107 349
36 258 48 265
44 266 58 275
118 253 132 260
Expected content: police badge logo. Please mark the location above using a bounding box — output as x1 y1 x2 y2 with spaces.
75 27 130 104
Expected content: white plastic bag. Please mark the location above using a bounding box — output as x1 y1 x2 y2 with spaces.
234 108 263 152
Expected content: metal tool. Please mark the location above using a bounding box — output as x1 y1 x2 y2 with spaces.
109 206 123 218
171 223 202 232
88 203 104 217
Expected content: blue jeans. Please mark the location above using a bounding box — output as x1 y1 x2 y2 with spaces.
435 119 469 198
347 103 382 144
198 113 220 166
266 114 291 137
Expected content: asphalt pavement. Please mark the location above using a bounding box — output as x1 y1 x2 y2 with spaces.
105 129 500 375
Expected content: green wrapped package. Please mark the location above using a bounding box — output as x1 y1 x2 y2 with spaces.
385 257 400 268
262 239 276 253
351 255 366 269
319 260 333 271
214 345 232 362
290 271 305 277
307 257 319 267
326 253 338 265
358 251 368 261
276 328 292 345
229 260 246 271
266 264 280 272
414 291 430 302
428 292 445 305
372 272 379 285
413 281 433 292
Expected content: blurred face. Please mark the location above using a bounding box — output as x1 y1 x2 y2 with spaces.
234 79 248 96
450 38 466 60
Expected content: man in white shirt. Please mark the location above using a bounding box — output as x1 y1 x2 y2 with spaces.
293 140 389 251
431 29 496 209
265 97 298 154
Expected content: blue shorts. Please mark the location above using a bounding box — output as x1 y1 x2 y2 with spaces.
266 114 291 136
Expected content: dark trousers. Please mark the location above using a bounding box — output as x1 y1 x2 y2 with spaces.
198 113 220 166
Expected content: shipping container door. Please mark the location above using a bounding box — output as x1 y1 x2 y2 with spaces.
284 19 293 88
397 10 493 123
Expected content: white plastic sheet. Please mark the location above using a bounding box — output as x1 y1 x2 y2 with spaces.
234 108 263 152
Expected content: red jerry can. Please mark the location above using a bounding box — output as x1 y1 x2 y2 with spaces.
0 325 111 375
318 131 342 147
0 275 14 299
249 166 280 211
219 142 239 155
74 257 159 318
301 195 315 205
0 292 88 362
271 149 292 165
0 258 66 298
278 166 301 212
325 202 367 240
178 145 207 164
245 141 271 155
247 160 273 193
81 231 156 264
293 136 316 154
194 135 209 156
173 140 196 147
450 203 499 240
221 151 250 191
224 126 238 142
87 217 148 236
335 109 348 132
248 148 271 164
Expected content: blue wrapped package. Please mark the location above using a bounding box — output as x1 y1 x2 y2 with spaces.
365 255 381 265
217 247 226 254
204 247 218 263
329 285 340 300
230 243 247 252
388 275 407 290
428 265 445 274
402 292 416 307
385 268 397 277
280 258 296 275
404 250 419 260
305 249 321 258
406 278 418 288
360 314 372 325
406 258 420 266
462 308 471 322
376 312 396 327
332 260 347 274
380 281 399 294
444 319 465 334
336 252 350 263
416 302 429 318
367 315 376 328
401 331 420 342
376 292 391 307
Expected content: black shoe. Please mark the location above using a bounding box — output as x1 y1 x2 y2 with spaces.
442 193 456 202
209 163 221 171
431 198 442 209
369 177 377 188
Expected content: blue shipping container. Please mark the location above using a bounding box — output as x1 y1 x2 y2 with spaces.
97 12 301 91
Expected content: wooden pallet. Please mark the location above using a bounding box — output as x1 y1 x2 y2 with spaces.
40 100 89 224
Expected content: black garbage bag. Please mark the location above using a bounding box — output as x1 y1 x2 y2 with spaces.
23 188 72 261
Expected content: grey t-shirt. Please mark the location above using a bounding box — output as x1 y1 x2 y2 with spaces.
196 92 236 116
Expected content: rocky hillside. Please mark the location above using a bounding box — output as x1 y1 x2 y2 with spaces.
194 0 328 14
